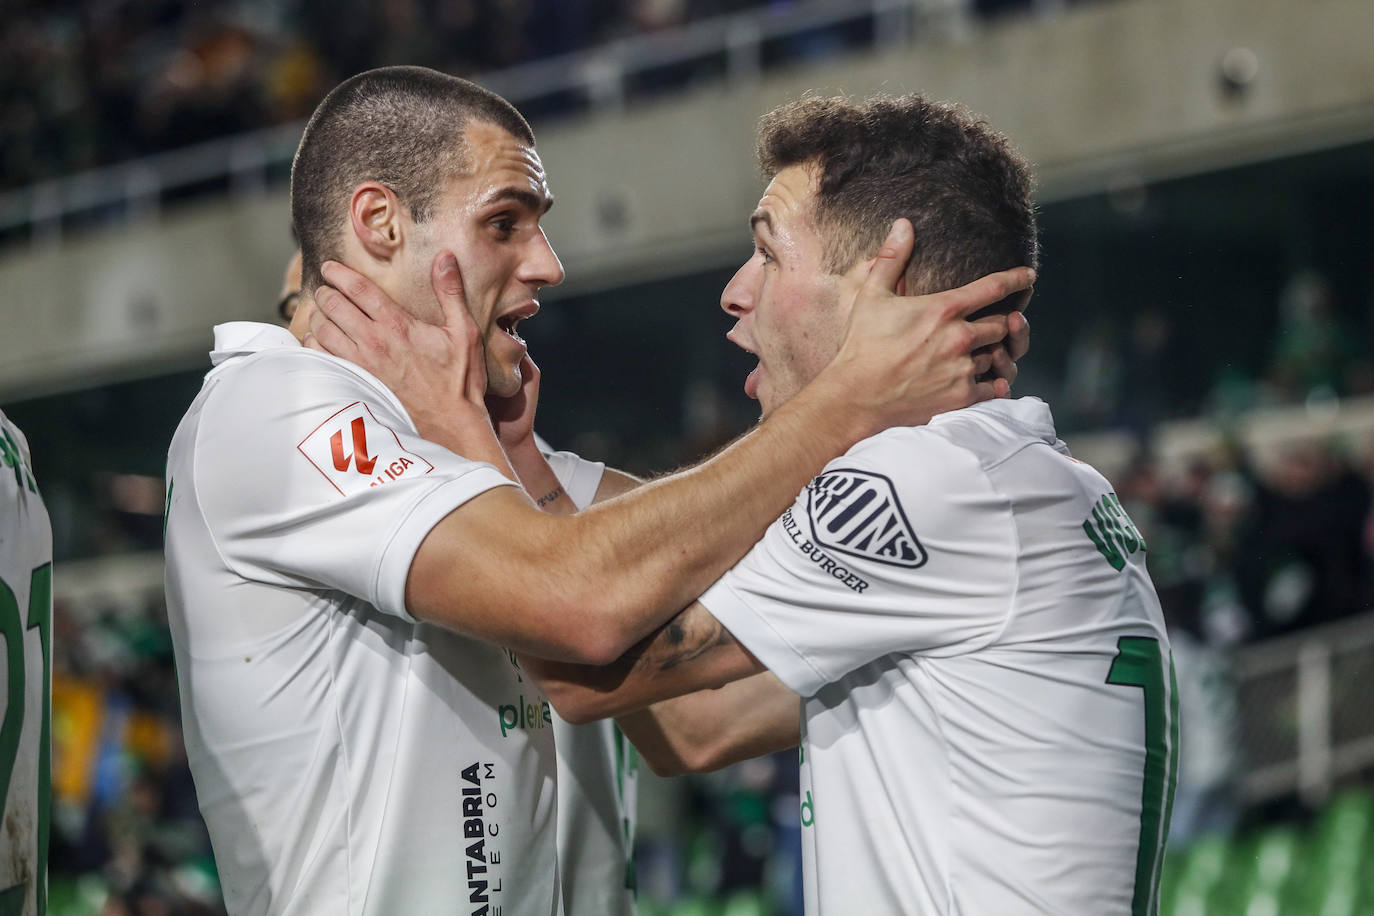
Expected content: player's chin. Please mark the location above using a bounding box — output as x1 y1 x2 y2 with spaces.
755 384 774 418
485 361 524 399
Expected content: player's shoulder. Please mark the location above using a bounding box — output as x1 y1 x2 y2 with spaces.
0 410 38 495
171 323 415 490
856 397 1064 470
0 410 49 555
201 324 407 429
832 399 1071 514
0 409 31 463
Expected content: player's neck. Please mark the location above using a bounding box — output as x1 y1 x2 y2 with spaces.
288 293 318 344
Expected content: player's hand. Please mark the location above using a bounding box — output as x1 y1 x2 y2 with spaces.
823 219 1035 435
978 310 1030 394
305 253 496 457
486 354 542 453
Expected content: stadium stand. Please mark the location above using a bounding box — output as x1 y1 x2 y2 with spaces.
1160 788 1374 916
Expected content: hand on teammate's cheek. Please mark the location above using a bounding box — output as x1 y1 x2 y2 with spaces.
486 355 542 452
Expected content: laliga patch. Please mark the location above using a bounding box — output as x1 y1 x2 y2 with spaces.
806 468 927 568
297 401 433 496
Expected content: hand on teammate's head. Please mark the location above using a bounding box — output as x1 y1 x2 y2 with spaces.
826 219 1035 433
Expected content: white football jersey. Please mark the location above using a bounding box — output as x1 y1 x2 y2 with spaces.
701 398 1176 915
164 323 562 916
537 442 640 916
551 717 639 916
0 411 52 916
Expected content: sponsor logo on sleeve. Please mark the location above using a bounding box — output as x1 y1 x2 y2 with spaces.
297 401 434 496
806 468 927 568
778 509 869 592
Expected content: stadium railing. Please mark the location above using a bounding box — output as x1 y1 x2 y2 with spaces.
1235 610 1374 807
0 0 1011 247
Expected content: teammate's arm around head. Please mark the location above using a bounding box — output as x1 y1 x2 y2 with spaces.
519 601 804 777
311 224 1034 666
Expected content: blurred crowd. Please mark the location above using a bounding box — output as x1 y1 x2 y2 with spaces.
49 591 222 915
1058 270 1374 434
1057 270 1374 647
1 0 1076 194
0 0 737 191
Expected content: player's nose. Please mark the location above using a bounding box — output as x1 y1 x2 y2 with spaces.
720 260 755 317
524 229 565 288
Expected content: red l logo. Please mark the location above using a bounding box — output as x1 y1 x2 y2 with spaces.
330 417 378 474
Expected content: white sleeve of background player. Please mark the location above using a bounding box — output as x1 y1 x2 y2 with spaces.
533 433 606 511
699 427 1016 697
193 352 517 620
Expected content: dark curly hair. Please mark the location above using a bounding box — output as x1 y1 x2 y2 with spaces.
756 94 1038 298
291 66 534 294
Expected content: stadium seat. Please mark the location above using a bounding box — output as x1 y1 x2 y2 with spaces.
1165 834 1231 915
1302 788 1373 916
720 889 770 916
1161 787 1374 916
670 895 722 916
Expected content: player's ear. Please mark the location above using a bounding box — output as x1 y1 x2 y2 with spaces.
349 182 406 263
852 253 909 296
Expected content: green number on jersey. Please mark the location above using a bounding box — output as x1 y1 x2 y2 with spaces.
0 564 52 916
1106 636 1178 916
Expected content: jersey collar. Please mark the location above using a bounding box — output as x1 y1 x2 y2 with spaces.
209 322 301 366
946 397 1067 452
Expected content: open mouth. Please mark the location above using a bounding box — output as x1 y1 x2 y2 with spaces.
496 314 526 345
496 301 540 346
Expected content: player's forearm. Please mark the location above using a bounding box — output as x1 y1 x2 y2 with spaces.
519 602 763 718
615 673 801 776
506 437 578 515
412 374 899 662
554 378 866 657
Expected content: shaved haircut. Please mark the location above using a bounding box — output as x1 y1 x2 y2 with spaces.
290 66 534 292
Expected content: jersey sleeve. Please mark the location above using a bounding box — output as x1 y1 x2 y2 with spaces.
192 352 517 620
534 436 606 511
698 427 1016 697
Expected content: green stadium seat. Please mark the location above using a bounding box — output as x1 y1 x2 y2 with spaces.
1160 788 1374 916
1304 789 1374 916
720 889 770 916
46 873 106 916
671 895 722 916
1168 834 1231 913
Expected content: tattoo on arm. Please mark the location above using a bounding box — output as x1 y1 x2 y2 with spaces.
534 485 565 508
624 604 733 674
519 603 757 723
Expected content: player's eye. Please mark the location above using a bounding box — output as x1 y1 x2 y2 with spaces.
491 215 518 239
757 246 774 265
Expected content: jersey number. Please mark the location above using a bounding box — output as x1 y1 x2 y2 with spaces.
1106 636 1178 916
0 564 52 916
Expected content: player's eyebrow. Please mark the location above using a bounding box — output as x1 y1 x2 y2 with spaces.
480 186 554 214
749 208 774 236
